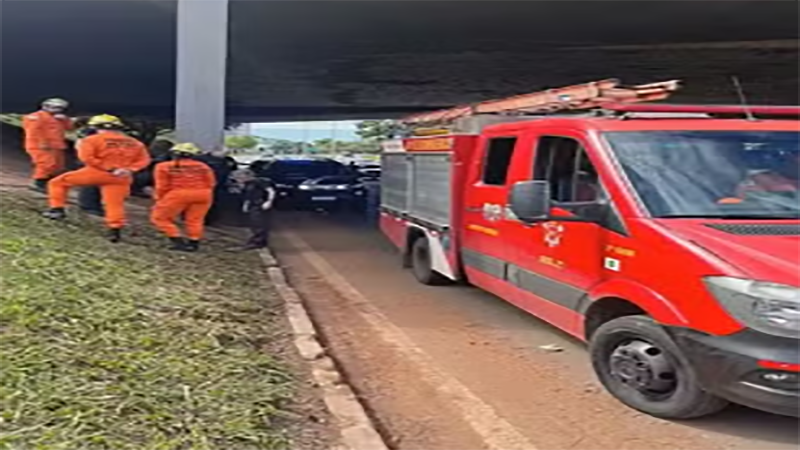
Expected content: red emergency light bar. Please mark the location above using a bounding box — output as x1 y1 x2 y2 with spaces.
604 103 800 117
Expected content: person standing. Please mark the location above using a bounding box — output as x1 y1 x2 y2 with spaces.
230 168 276 250
197 148 236 226
365 178 381 226
150 143 216 252
42 115 151 243
22 98 73 192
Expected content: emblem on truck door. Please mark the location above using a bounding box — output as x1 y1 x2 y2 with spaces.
482 203 504 222
543 222 565 248
481 203 518 222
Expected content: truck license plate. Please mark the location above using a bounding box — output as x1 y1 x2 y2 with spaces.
312 196 337 201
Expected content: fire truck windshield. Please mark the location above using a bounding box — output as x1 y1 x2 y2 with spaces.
605 131 800 219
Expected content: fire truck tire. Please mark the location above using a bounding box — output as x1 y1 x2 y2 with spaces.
411 237 448 286
589 315 729 419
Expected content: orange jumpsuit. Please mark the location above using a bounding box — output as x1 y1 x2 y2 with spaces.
22 110 73 180
150 159 216 240
48 131 150 229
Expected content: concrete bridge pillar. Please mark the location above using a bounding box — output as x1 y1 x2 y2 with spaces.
175 0 229 153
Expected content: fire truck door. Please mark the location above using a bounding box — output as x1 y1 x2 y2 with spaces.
537 136 606 295
462 135 521 279
508 134 607 331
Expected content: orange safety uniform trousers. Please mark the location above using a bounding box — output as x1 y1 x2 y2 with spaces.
26 147 66 180
151 189 213 240
48 167 132 229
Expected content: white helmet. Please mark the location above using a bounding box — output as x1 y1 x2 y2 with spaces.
41 98 69 112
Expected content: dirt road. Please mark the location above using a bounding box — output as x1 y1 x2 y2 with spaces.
272 211 799 450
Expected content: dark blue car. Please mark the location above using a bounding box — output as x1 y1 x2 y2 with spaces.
254 158 362 210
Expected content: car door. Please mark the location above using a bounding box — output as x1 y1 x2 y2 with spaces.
505 132 611 335
462 133 521 281
536 135 607 294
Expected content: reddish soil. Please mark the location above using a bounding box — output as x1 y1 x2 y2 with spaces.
272 212 799 450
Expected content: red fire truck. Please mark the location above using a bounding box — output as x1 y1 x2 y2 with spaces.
379 79 800 419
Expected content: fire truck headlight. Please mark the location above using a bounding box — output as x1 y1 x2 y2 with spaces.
705 277 800 338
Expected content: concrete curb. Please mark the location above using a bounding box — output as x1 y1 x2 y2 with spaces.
258 248 388 450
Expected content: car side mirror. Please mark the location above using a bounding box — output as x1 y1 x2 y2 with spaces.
509 180 551 222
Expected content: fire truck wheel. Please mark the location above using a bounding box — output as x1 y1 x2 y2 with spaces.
590 315 728 419
411 237 448 286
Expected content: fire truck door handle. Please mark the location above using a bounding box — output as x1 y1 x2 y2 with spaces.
465 206 482 212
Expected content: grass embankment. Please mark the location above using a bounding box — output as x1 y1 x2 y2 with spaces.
0 193 303 449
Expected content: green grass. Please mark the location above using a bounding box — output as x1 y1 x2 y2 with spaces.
0 194 297 449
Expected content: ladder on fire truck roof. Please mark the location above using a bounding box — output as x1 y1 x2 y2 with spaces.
401 78 682 127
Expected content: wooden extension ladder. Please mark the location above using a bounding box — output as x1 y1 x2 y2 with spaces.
401 78 681 126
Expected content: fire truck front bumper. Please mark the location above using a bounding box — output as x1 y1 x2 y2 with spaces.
669 328 799 417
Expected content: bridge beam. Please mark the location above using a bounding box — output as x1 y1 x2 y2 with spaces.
175 0 229 152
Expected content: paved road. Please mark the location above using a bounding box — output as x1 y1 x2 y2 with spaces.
271 211 799 450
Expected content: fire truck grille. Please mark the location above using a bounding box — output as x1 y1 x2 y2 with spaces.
705 223 800 236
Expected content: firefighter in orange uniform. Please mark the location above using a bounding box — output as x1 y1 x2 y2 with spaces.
150 143 216 252
22 98 74 191
42 115 151 243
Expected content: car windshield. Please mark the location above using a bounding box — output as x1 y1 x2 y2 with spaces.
265 161 347 181
605 131 800 219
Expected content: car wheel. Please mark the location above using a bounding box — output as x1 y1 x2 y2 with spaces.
411 237 449 286
590 315 728 419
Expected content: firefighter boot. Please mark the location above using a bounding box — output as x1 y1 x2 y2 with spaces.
184 240 200 253
107 228 122 243
168 237 187 251
30 179 48 193
41 207 66 221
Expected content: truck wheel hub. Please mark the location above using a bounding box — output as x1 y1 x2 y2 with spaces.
609 340 676 394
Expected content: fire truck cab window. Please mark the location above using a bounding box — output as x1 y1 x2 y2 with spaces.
534 136 600 203
481 137 517 185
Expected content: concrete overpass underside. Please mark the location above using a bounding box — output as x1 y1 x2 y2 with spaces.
2 1 798 122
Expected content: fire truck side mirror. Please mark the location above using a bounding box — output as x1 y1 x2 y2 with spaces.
509 181 551 222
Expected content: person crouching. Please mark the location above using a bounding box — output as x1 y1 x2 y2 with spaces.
150 143 216 252
230 169 276 250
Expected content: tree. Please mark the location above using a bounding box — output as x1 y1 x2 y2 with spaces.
270 140 300 155
312 138 335 152
356 120 397 141
225 135 259 152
